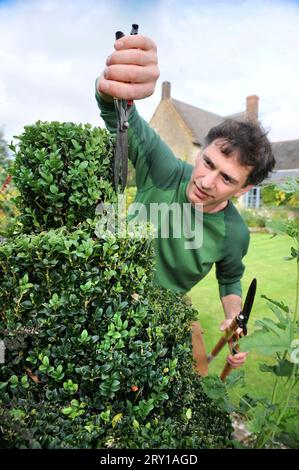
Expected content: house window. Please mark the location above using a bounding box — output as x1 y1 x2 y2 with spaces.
244 187 261 208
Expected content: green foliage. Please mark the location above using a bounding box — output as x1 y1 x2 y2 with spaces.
262 179 299 208
0 182 19 238
0 131 18 237
0 129 9 170
9 121 116 232
240 207 298 231
0 242 232 447
237 180 299 448
239 208 268 228
201 374 234 413
261 185 278 206
0 121 232 449
278 177 299 196
242 299 294 356
125 186 137 210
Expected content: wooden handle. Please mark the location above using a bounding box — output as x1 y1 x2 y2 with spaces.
209 336 229 359
220 333 241 382
220 362 233 382
209 317 238 361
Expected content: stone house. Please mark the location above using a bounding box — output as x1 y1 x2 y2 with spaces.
149 81 299 208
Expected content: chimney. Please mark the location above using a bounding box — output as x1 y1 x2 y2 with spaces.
162 81 171 100
246 95 259 122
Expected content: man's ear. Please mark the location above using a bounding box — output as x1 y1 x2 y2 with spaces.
234 184 254 198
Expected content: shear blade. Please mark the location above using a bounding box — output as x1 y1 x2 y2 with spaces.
120 131 128 191
238 279 256 335
241 278 257 324
114 129 128 192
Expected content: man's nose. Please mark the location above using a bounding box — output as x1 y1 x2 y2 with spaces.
201 171 217 188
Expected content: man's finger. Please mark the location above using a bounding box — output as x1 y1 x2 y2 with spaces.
103 64 159 84
227 352 248 367
99 78 156 100
234 352 248 359
106 49 157 67
114 34 157 52
228 353 248 362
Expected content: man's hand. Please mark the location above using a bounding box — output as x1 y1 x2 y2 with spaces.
98 35 160 100
220 319 248 369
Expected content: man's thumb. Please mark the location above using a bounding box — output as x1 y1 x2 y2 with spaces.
220 319 231 331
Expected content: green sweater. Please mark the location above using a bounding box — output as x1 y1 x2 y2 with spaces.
96 91 249 298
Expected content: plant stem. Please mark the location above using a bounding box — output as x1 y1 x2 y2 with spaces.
293 257 299 330
14 293 23 317
271 376 279 405
254 429 273 449
269 365 297 444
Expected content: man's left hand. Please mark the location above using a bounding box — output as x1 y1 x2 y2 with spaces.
220 319 248 369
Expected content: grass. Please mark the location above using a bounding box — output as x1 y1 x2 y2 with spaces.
189 232 298 441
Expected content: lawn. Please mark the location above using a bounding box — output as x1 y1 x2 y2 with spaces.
189 232 298 420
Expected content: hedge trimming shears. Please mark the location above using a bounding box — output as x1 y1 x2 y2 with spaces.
207 278 257 382
113 23 139 192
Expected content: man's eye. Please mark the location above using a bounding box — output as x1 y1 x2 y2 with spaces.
204 159 212 167
222 175 231 184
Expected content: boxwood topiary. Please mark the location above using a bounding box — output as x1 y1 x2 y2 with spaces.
0 121 232 449
9 121 116 232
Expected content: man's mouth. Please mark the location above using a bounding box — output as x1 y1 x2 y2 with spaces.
193 182 211 198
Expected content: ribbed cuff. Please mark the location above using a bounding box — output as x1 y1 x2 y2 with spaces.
218 281 242 298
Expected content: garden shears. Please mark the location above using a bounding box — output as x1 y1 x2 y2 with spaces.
113 24 139 192
207 278 257 382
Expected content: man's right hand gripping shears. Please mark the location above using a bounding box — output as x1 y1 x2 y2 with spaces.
207 278 257 382
113 23 139 192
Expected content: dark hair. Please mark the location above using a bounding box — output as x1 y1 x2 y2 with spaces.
205 119 275 185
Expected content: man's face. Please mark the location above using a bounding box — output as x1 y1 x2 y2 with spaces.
186 139 253 213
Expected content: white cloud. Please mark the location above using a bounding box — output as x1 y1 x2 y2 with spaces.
0 0 299 144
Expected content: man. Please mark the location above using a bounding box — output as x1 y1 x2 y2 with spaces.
95 34 275 374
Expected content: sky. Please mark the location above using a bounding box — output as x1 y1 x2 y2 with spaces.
0 0 299 145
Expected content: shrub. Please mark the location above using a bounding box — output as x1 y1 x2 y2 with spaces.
239 209 269 228
0 179 19 238
0 133 18 237
10 121 116 232
0 121 232 449
262 180 299 208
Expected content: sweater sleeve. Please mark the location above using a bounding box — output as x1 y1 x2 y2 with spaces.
216 205 250 299
95 81 187 190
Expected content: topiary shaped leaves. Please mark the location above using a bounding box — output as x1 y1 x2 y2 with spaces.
10 121 116 232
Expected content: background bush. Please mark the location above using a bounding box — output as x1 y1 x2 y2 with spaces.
262 181 299 208
0 131 18 237
239 208 269 228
